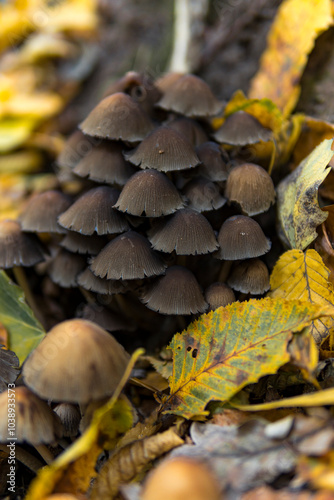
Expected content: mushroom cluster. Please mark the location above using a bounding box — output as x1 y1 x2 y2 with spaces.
22 71 276 340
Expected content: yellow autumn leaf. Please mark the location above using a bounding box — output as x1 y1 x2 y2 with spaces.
0 118 37 152
269 249 334 344
25 349 143 500
277 138 334 250
232 386 334 411
292 116 334 168
162 298 334 419
249 0 333 117
0 150 42 175
298 451 334 491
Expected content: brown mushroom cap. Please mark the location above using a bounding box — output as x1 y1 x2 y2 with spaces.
77 267 128 294
205 282 236 310
60 232 107 255
0 386 63 445
196 141 230 182
19 191 72 234
124 126 200 172
90 230 167 280
155 72 184 93
58 186 129 235
48 249 86 288
140 265 207 315
227 258 270 294
213 110 272 145
157 74 223 117
148 208 218 255
22 319 130 404
183 177 226 212
79 92 154 142
57 129 93 169
216 215 271 260
225 163 276 216
114 169 185 217
0 220 44 268
73 141 136 186
166 117 209 147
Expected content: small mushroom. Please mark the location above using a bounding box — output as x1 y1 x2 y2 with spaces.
183 177 226 212
166 117 209 146
114 169 185 217
53 403 81 438
0 220 44 268
148 208 218 255
227 258 270 295
80 303 136 333
0 386 63 464
205 282 236 310
58 186 130 235
19 191 72 234
47 249 86 288
22 319 130 404
73 141 136 186
60 232 107 255
213 110 272 145
155 72 184 93
77 267 128 294
90 230 167 280
79 92 154 142
124 126 200 172
216 215 271 260
57 129 92 169
140 265 207 315
225 163 276 216
157 74 223 117
196 141 230 182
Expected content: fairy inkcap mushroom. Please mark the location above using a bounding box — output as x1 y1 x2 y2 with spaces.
216 215 271 260
124 126 200 172
157 74 223 117
22 319 130 404
0 219 44 268
183 177 226 212
166 117 209 146
227 258 270 295
90 230 167 280
19 190 72 234
148 208 218 255
77 267 128 294
57 129 92 169
205 282 236 310
196 141 230 182
58 186 130 235
155 72 184 93
47 248 86 288
225 163 275 216
213 110 272 145
73 141 136 186
114 169 185 217
140 265 207 315
60 232 107 255
79 92 155 142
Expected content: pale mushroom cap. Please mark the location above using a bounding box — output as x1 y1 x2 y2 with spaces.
225 163 276 216
213 110 272 145
58 186 129 235
148 209 218 255
227 258 270 294
0 219 44 268
79 92 154 142
114 169 185 217
90 231 167 280
73 141 136 186
183 177 226 212
157 74 223 117
216 215 271 260
124 126 200 172
53 403 81 437
140 265 208 315
19 191 72 234
22 319 130 404
0 386 63 445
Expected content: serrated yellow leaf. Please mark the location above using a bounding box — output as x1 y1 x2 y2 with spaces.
249 0 333 116
270 249 334 344
163 298 333 419
277 139 334 250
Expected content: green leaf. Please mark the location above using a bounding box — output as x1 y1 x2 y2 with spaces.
163 298 334 419
0 271 45 365
277 138 334 250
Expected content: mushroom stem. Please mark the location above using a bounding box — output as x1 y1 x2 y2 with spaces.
79 286 96 304
238 292 250 302
35 444 56 465
12 266 44 325
176 255 187 267
0 443 43 473
268 137 277 176
218 260 232 283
